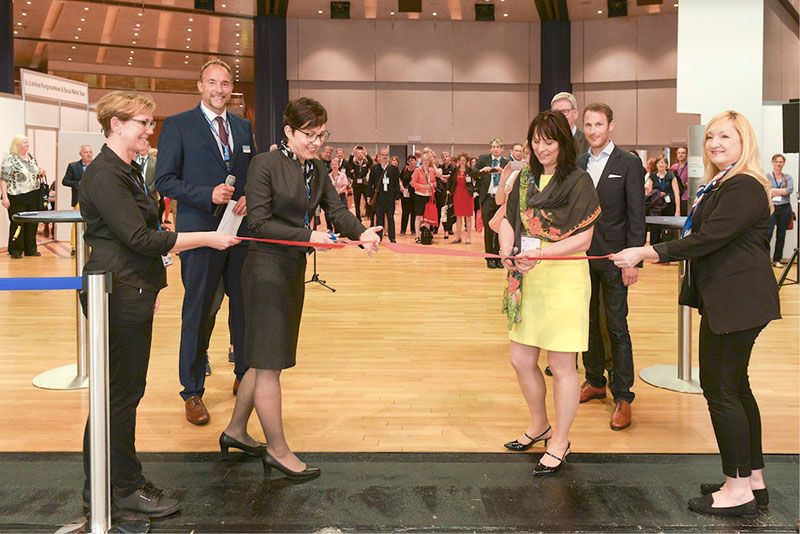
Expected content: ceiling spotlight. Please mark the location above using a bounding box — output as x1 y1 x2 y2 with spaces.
188 17 193 22
134 32 138 36
185 45 190 48
84 6 88 10
13 30 18 34
26 1 31 4
22 12 27 16
236 33 240 37
135 23 140 27
673 2 678 5
221 3 226 6
77 27 82 31
138 12 142 16
80 17 85 21
128 62 132 65
235 22 240 27
236 50 240 54
71 45 76 49
184 61 188 64
74 35 79 39
68 57 72 61
185 54 189 58
128 56 133 60
186 37 191 41
432 12 437 15
130 50 134 53
597 9 603 14
235 58 240 62
16 21 22 25
503 13 508 17
390 11 395 15
317 9 323 14
132 40 136 44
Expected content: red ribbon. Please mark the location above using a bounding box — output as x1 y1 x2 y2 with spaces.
237 237 610 261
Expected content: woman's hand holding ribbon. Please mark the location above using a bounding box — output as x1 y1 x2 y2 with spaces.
359 226 383 256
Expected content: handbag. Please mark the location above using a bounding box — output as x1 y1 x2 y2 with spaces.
789 210 796 230
423 195 439 227
38 177 50 210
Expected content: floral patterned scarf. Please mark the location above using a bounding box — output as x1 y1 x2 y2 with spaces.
502 166 601 328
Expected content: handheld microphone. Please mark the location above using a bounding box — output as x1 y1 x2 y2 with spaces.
214 174 236 217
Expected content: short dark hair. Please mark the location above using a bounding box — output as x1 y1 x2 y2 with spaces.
407 154 417 163
583 102 613 122
526 110 577 183
283 97 327 130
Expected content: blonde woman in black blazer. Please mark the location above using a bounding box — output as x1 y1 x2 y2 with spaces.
221 97 381 480
612 110 780 519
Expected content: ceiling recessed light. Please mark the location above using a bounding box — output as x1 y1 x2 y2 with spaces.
22 12 27 16
74 35 79 39
184 61 188 64
71 45 76 49
137 12 142 16
130 50 134 54
26 1 31 4
235 22 240 27
432 12 437 15
221 3 226 6
186 37 191 41
134 32 138 36
236 42 240 46
185 54 189 58
673 2 678 5
84 6 88 10
235 58 240 62
131 40 136 44
317 9 323 14
597 9 603 14
127 62 132 65
187 28 192 32
135 23 140 27
16 21 22 25
77 27 82 31
80 17 85 21
128 56 133 60
68 57 72 61
13 30 18 34
503 13 508 17
189 17 193 22
185 45 190 48
390 11 395 15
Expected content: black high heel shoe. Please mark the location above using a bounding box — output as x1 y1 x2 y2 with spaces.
262 452 321 480
504 425 552 452
532 442 570 476
219 432 267 459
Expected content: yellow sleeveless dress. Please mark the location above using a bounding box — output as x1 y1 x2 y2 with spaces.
508 174 591 352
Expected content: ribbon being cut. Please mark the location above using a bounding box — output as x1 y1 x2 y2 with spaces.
236 237 610 261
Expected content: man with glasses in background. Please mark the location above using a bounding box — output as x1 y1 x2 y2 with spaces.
155 59 255 426
551 92 590 156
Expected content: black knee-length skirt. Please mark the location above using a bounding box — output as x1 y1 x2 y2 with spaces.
242 249 307 370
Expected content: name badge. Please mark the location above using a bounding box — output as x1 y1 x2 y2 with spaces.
520 236 541 254
161 253 174 267
772 196 784 203
383 177 390 185
466 176 472 184
664 196 671 204
357 179 363 184
242 145 251 154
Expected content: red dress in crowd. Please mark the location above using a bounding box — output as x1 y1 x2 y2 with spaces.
453 168 473 217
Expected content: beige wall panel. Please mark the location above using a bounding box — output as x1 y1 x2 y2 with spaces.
377 85 453 144
580 82 637 146
636 14 677 81
453 22 530 84
375 21 453 83
528 23 542 84
292 82 377 143
296 19 376 82
636 81 700 146
571 21 584 84
763 0 783 101
286 18 299 81
780 12 800 100
582 17 638 83
528 84 541 119
452 87 531 145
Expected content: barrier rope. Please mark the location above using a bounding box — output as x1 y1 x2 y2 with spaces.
0 276 82 291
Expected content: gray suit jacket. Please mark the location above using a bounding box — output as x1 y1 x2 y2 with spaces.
573 129 590 157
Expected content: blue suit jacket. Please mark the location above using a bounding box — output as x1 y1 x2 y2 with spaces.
154 105 255 235
62 160 86 207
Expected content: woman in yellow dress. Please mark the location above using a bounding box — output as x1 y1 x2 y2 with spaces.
498 110 600 475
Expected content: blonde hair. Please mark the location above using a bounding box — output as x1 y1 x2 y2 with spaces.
702 110 771 213
200 59 232 79
551 92 577 110
95 91 156 138
9 135 27 155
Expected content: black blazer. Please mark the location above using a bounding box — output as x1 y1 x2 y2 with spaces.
246 150 366 259
578 146 646 270
447 166 475 196
346 155 373 189
155 105 255 234
573 129 590 156
62 160 86 207
470 153 509 205
367 162 401 204
654 174 780 334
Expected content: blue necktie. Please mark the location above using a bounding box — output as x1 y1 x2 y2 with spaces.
491 158 500 188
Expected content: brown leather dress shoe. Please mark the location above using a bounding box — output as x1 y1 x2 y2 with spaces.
579 381 606 403
610 399 632 430
185 396 210 425
233 378 240 396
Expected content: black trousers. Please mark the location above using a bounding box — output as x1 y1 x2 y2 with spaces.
374 198 396 241
400 196 415 234
7 189 40 255
769 203 792 262
480 195 499 261
178 243 248 400
83 283 156 497
698 314 766 478
353 185 367 219
582 266 635 403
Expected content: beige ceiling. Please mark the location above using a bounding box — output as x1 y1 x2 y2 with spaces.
12 0 681 84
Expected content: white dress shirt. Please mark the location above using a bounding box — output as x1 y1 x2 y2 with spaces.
586 140 615 187
200 102 233 160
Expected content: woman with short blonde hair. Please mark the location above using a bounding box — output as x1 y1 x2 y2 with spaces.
1 135 44 257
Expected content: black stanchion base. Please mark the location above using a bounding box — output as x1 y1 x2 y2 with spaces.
306 273 336 292
778 247 799 289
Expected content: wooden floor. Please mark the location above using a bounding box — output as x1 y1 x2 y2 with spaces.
1 222 797 455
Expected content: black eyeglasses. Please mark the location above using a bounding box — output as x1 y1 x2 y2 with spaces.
297 128 331 143
130 119 157 129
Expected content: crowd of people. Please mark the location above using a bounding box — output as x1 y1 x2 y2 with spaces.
0 58 791 524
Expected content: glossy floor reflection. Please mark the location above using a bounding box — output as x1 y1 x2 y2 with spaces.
1 452 797 532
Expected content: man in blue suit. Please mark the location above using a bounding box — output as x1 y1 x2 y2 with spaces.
155 59 255 426
62 144 93 255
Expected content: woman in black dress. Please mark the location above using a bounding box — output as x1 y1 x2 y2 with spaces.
222 97 381 479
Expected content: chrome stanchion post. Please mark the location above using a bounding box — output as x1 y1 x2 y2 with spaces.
87 271 110 534
677 261 692 381
75 221 88 379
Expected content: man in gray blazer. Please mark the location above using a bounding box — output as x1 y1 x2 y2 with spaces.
551 91 590 156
